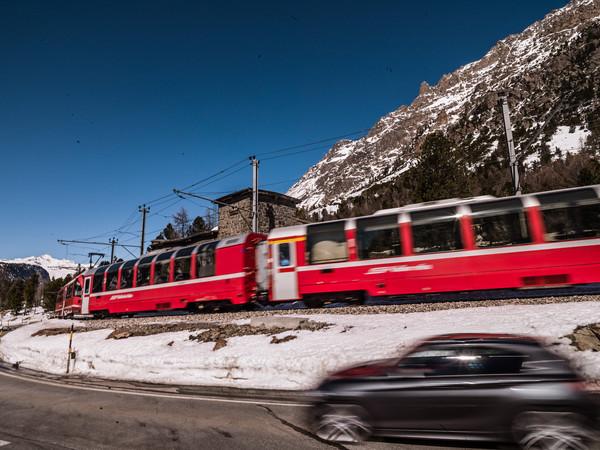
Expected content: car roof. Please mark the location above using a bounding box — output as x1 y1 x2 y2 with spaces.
423 333 541 346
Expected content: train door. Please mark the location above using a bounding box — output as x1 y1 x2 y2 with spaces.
271 241 299 301
81 276 92 314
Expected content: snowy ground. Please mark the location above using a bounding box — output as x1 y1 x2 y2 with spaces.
1 302 600 391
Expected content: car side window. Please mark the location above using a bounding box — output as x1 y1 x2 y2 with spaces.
399 348 461 376
399 345 525 376
453 347 525 375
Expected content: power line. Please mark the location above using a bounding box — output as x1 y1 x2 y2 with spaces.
256 129 367 157
261 143 333 161
74 128 369 251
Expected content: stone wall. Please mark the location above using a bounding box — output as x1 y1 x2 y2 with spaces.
217 190 300 238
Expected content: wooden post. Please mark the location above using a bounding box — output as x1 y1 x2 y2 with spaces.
66 324 74 374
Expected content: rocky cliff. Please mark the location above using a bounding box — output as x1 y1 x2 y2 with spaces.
287 0 600 213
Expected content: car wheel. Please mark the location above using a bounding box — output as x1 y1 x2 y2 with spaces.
511 411 594 450
311 404 372 442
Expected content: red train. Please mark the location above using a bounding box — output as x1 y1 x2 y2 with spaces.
55 184 600 318
55 234 264 318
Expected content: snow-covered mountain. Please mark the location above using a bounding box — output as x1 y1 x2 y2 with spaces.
0 254 80 282
287 0 600 213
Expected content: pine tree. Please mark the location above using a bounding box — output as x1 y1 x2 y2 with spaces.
411 132 473 202
23 273 39 311
42 277 68 312
0 278 8 309
187 216 207 236
7 279 25 314
163 223 178 240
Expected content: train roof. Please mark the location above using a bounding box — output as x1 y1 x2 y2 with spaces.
268 224 307 240
375 184 600 215
266 184 600 241
373 195 497 215
80 233 262 277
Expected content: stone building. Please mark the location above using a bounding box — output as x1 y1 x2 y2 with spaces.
216 188 300 238
150 188 300 250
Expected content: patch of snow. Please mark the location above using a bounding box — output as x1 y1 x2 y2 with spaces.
1 302 599 390
548 126 591 157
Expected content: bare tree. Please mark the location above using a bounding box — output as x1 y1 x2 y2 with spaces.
203 207 217 230
172 207 190 238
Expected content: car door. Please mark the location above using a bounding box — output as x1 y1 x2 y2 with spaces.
361 345 518 435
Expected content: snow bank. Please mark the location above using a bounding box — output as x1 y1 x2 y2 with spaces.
1 302 600 390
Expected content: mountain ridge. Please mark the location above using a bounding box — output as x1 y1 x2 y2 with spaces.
0 254 80 282
287 0 600 213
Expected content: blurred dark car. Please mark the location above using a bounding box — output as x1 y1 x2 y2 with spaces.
309 333 599 448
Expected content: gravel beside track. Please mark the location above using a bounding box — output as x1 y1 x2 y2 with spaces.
81 294 600 331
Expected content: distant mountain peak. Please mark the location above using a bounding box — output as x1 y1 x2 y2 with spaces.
0 254 80 281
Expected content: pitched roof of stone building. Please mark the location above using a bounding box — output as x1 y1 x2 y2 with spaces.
215 188 300 207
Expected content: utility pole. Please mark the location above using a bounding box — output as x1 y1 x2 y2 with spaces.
139 204 149 256
88 253 105 268
110 238 117 263
250 156 259 233
498 92 521 196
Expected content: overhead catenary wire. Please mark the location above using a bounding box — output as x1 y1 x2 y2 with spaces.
260 143 334 161
255 129 368 158
72 128 369 259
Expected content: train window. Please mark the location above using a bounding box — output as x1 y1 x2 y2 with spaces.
537 188 600 241
174 246 195 281
105 264 122 291
411 207 462 254
356 214 401 260
136 255 155 287
173 256 191 281
154 251 174 284
278 243 291 266
73 280 82 297
470 198 530 248
66 283 73 299
92 266 108 293
196 242 217 278
84 278 90 295
306 221 348 264
120 259 137 289
57 288 64 303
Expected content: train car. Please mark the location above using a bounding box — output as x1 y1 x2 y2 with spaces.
266 184 600 306
54 274 84 318
63 233 265 318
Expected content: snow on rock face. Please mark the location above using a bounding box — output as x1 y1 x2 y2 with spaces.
287 0 600 213
0 254 80 280
548 126 592 156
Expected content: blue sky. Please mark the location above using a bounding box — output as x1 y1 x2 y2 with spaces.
1 0 568 263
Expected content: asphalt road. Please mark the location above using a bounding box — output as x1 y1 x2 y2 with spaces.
0 368 504 450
